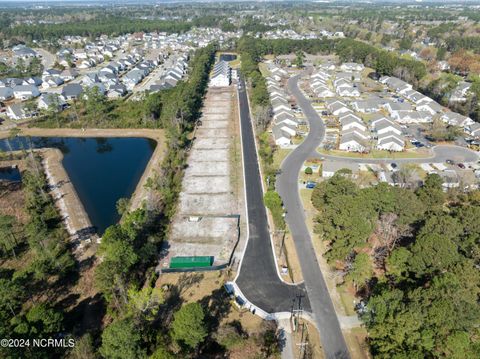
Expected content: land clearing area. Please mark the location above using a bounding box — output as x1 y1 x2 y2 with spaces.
160 85 244 269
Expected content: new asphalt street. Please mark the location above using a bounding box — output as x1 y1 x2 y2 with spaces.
275 74 351 359
235 76 311 314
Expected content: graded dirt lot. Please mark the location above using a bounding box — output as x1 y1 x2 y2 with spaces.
163 86 242 268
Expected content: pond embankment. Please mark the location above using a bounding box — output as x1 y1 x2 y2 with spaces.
41 148 97 243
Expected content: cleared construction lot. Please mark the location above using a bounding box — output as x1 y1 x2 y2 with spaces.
160 86 241 268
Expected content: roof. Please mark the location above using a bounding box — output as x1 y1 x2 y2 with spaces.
375 120 401 132
62 83 83 97
378 135 404 147
340 132 366 144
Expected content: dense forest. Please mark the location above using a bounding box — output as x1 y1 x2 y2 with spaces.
311 173 480 358
0 153 75 359
4 17 192 41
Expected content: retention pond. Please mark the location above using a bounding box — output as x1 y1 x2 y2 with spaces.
0 137 155 234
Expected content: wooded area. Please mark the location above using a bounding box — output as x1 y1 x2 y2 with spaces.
311 174 480 358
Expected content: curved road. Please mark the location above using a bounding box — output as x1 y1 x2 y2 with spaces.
276 74 350 359
235 76 311 314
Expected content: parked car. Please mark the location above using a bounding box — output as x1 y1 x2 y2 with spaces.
457 163 466 169
306 181 317 189
446 159 454 165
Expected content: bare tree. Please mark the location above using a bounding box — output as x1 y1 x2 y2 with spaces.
253 105 272 132
373 213 407 269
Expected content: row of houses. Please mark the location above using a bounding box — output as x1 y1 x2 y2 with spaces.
56 35 126 69
266 76 300 147
310 63 365 99
148 53 189 92
325 99 406 152
209 61 231 87
379 75 474 127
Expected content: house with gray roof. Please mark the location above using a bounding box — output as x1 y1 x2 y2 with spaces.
62 83 83 100
441 111 474 127
12 85 40 100
339 132 367 152
6 103 38 120
0 87 13 101
38 93 67 111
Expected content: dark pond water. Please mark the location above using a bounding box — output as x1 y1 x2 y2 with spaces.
0 137 156 234
219 54 237 62
0 166 21 182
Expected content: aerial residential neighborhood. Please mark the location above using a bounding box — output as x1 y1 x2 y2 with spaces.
0 1 479 359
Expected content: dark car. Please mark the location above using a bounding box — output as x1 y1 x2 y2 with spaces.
391 162 398 169
457 163 466 169
446 159 454 165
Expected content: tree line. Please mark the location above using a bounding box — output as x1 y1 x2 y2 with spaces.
4 17 192 41
91 43 220 358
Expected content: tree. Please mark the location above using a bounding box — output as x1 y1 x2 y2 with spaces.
149 346 175 359
12 304 63 338
416 173 445 211
68 334 97 359
304 167 313 175
294 51 304 68
100 318 146 359
171 303 208 349
116 198 130 216
0 278 23 317
346 252 373 290
0 215 19 258
127 285 164 321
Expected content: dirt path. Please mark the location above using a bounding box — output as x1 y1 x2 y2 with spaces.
42 148 96 245
0 127 165 141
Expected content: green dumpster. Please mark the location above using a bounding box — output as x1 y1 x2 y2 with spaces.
169 256 213 269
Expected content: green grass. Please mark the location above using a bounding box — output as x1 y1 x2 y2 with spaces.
273 148 292 169
317 148 430 159
258 62 270 77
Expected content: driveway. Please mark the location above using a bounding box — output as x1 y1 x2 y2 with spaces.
235 75 311 314
276 73 350 359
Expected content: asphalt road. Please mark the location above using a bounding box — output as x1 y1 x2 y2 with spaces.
276 74 351 359
235 76 311 314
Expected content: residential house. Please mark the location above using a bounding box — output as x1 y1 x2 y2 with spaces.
416 101 443 116
60 69 78 82
62 83 83 101
441 111 474 127
395 110 432 124
12 85 40 100
37 93 67 111
107 84 127 99
0 87 13 101
377 133 405 152
6 103 38 120
351 98 385 113
374 119 403 136
466 122 480 138
340 63 364 72
272 125 292 147
339 133 367 152
209 61 231 87
450 82 471 103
